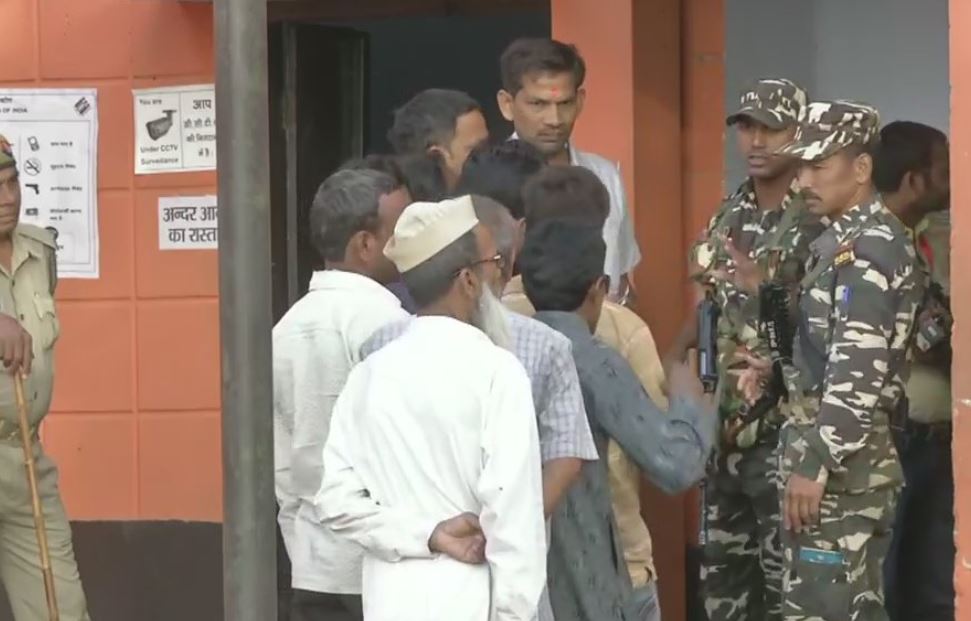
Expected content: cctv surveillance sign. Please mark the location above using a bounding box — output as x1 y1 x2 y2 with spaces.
133 84 216 174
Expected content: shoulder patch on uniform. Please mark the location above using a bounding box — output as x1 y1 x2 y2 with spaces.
17 223 56 249
833 243 855 268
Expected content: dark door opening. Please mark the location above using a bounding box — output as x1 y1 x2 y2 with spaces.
269 23 368 322
267 9 550 322
265 9 549 619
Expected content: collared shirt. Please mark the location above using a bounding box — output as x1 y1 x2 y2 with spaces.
534 311 715 621
0 224 58 433
509 134 641 293
568 144 641 291
316 316 547 621
272 269 408 594
361 308 598 463
503 276 665 586
783 197 923 488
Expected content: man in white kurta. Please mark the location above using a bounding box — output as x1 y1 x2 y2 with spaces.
273 169 411 620
316 197 547 621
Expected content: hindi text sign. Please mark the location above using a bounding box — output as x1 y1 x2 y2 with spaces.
159 196 218 250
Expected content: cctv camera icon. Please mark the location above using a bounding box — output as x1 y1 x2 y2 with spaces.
146 110 177 141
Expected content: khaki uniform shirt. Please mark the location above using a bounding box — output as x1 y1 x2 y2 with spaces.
504 275 665 587
0 224 58 438
907 213 951 424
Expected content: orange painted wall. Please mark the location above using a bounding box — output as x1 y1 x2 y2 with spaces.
950 0 971 614
0 0 221 522
679 0 726 562
551 2 725 619
550 0 635 220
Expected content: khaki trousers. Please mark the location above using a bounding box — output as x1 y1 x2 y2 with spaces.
0 441 89 621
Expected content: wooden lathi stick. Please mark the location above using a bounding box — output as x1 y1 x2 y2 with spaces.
14 373 59 621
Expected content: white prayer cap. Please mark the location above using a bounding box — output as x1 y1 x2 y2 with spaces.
384 195 479 272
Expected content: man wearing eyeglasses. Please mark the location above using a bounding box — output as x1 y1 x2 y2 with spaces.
362 193 598 519
317 196 548 620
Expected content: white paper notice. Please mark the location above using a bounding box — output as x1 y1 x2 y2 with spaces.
134 84 216 174
0 89 99 279
159 196 218 250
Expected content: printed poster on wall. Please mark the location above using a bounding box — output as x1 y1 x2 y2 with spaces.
0 88 99 279
133 84 216 175
158 195 218 250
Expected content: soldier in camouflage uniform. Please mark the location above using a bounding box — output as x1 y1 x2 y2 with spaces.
747 102 923 621
673 78 821 621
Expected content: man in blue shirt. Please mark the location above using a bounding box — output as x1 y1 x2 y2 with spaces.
519 217 717 620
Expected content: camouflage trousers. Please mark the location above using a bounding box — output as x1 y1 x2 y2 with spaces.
701 434 784 621
778 425 898 621
779 488 897 621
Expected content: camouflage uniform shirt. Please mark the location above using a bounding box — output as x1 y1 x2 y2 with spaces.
692 179 822 443
782 197 923 491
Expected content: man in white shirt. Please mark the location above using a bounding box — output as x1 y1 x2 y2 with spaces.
273 168 413 621
317 196 547 621
497 37 641 303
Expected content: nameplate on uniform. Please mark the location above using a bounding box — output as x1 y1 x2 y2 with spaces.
833 244 855 268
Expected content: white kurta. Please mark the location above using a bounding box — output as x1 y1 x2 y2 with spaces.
316 316 546 621
273 270 408 593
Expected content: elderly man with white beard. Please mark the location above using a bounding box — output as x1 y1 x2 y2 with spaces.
362 195 597 516
361 194 598 621
316 196 548 621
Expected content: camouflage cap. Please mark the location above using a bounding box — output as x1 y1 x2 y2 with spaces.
726 78 808 130
778 100 880 161
0 134 14 171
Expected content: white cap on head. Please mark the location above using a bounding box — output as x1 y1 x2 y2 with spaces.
384 195 479 272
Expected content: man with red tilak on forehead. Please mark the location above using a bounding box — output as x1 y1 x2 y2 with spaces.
497 38 641 307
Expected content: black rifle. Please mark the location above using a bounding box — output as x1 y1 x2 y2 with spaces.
697 289 720 393
725 281 793 442
760 280 793 365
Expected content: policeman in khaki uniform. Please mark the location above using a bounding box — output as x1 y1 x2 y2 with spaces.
871 121 952 621
0 136 90 620
741 103 922 621
671 78 821 621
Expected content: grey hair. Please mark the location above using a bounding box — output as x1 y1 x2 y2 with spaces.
402 230 479 308
309 168 398 263
469 194 517 278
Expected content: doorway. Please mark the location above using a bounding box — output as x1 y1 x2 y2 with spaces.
268 23 368 322
264 8 550 617
266 7 551 322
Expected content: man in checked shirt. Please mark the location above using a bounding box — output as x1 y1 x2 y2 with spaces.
361 193 599 621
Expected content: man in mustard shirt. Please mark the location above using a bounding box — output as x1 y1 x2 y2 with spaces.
0 135 89 620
